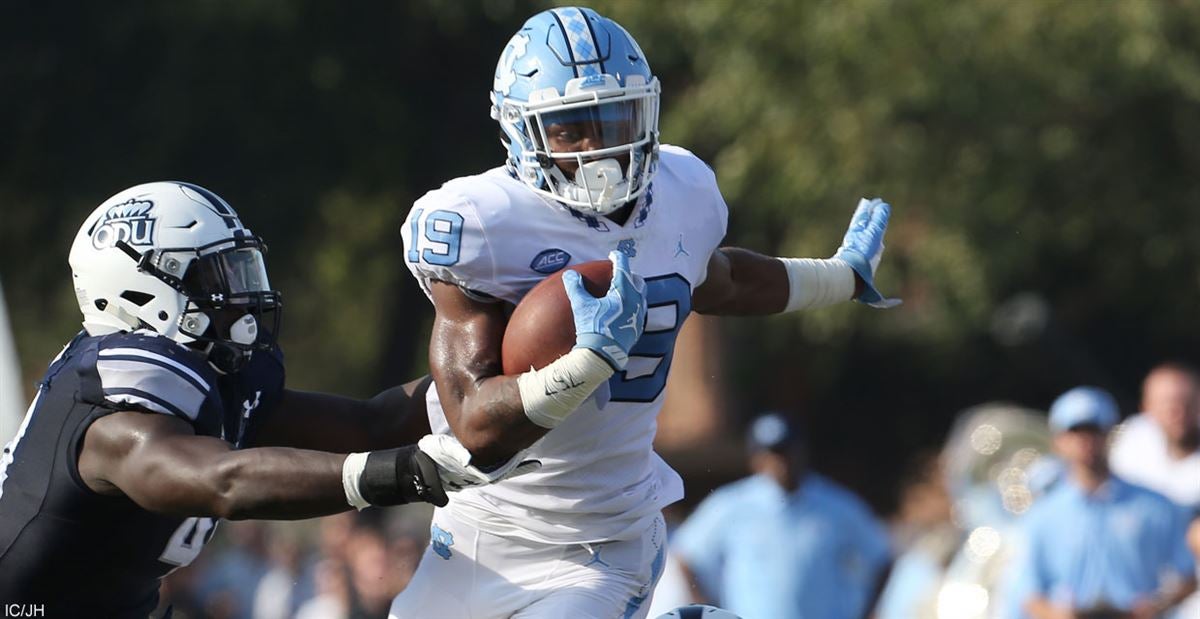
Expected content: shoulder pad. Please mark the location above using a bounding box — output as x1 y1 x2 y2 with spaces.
94 332 215 420
402 177 520 303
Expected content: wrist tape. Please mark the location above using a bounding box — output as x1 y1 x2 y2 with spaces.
517 348 614 429
341 445 426 510
780 257 856 312
341 452 371 510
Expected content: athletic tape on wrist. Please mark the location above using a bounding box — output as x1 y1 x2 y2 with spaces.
517 348 615 429
780 257 856 312
341 452 371 511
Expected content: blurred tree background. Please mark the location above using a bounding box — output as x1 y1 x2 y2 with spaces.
4 0 1200 511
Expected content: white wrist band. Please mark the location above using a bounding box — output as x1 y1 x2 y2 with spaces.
341 452 371 511
780 257 856 312
517 348 615 429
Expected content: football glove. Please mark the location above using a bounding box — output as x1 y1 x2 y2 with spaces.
833 198 901 308
417 434 542 492
564 250 647 370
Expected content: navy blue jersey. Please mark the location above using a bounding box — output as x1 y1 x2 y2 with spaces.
0 330 284 617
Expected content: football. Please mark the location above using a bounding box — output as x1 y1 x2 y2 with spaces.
501 259 613 374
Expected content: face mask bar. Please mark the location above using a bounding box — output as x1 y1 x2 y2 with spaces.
114 237 283 359
507 79 660 213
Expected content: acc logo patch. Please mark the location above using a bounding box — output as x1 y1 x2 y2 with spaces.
530 248 571 274
92 198 156 250
431 524 454 560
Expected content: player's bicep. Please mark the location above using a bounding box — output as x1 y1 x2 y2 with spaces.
692 247 791 315
79 411 234 516
427 280 513 426
690 249 734 314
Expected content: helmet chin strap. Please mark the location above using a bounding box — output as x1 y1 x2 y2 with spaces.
201 314 260 374
205 342 247 375
102 302 144 332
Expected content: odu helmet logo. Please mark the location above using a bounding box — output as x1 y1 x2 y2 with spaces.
92 198 157 250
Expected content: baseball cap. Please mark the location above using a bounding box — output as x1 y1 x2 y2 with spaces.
1048 386 1119 433
747 413 799 452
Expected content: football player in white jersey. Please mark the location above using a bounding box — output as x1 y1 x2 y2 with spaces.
393 7 898 618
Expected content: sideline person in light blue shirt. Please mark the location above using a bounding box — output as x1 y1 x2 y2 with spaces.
1005 387 1197 619
672 413 892 619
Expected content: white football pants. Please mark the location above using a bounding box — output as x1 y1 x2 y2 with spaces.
389 507 666 619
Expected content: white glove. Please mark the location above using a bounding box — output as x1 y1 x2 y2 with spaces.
417 434 542 492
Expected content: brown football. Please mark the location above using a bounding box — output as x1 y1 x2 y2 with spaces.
501 259 613 375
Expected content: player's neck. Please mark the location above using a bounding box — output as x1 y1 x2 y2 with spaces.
603 202 637 226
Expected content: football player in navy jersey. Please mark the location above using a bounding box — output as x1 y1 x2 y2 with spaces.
0 182 532 618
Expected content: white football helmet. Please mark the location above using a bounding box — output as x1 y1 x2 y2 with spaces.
656 605 742 619
68 181 281 372
491 6 660 215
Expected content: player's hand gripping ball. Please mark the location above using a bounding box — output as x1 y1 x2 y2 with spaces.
502 251 646 374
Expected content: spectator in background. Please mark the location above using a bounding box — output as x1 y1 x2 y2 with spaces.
345 526 399 619
1110 363 1200 618
252 531 311 619
672 413 892 619
296 558 351 619
1006 387 1196 619
1110 363 1200 511
194 521 271 619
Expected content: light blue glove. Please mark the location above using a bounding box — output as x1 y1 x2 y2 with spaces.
563 250 647 370
833 198 901 308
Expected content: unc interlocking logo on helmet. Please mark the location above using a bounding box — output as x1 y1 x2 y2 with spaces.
494 33 529 96
91 198 157 250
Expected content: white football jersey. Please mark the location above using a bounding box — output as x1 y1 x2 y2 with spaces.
402 145 728 544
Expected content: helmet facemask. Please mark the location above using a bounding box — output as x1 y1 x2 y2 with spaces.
116 236 282 374
496 74 660 216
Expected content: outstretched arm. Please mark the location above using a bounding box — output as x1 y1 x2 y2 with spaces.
250 376 433 453
692 198 896 315
78 410 446 520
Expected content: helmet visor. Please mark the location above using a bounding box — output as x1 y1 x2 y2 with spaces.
537 100 646 154
184 247 272 302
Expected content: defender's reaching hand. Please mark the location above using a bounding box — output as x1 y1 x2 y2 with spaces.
418 434 542 492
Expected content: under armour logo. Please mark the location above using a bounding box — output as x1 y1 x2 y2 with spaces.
674 234 690 257
211 293 225 303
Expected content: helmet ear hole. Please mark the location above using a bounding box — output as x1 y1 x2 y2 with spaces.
158 311 169 321
94 299 108 311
